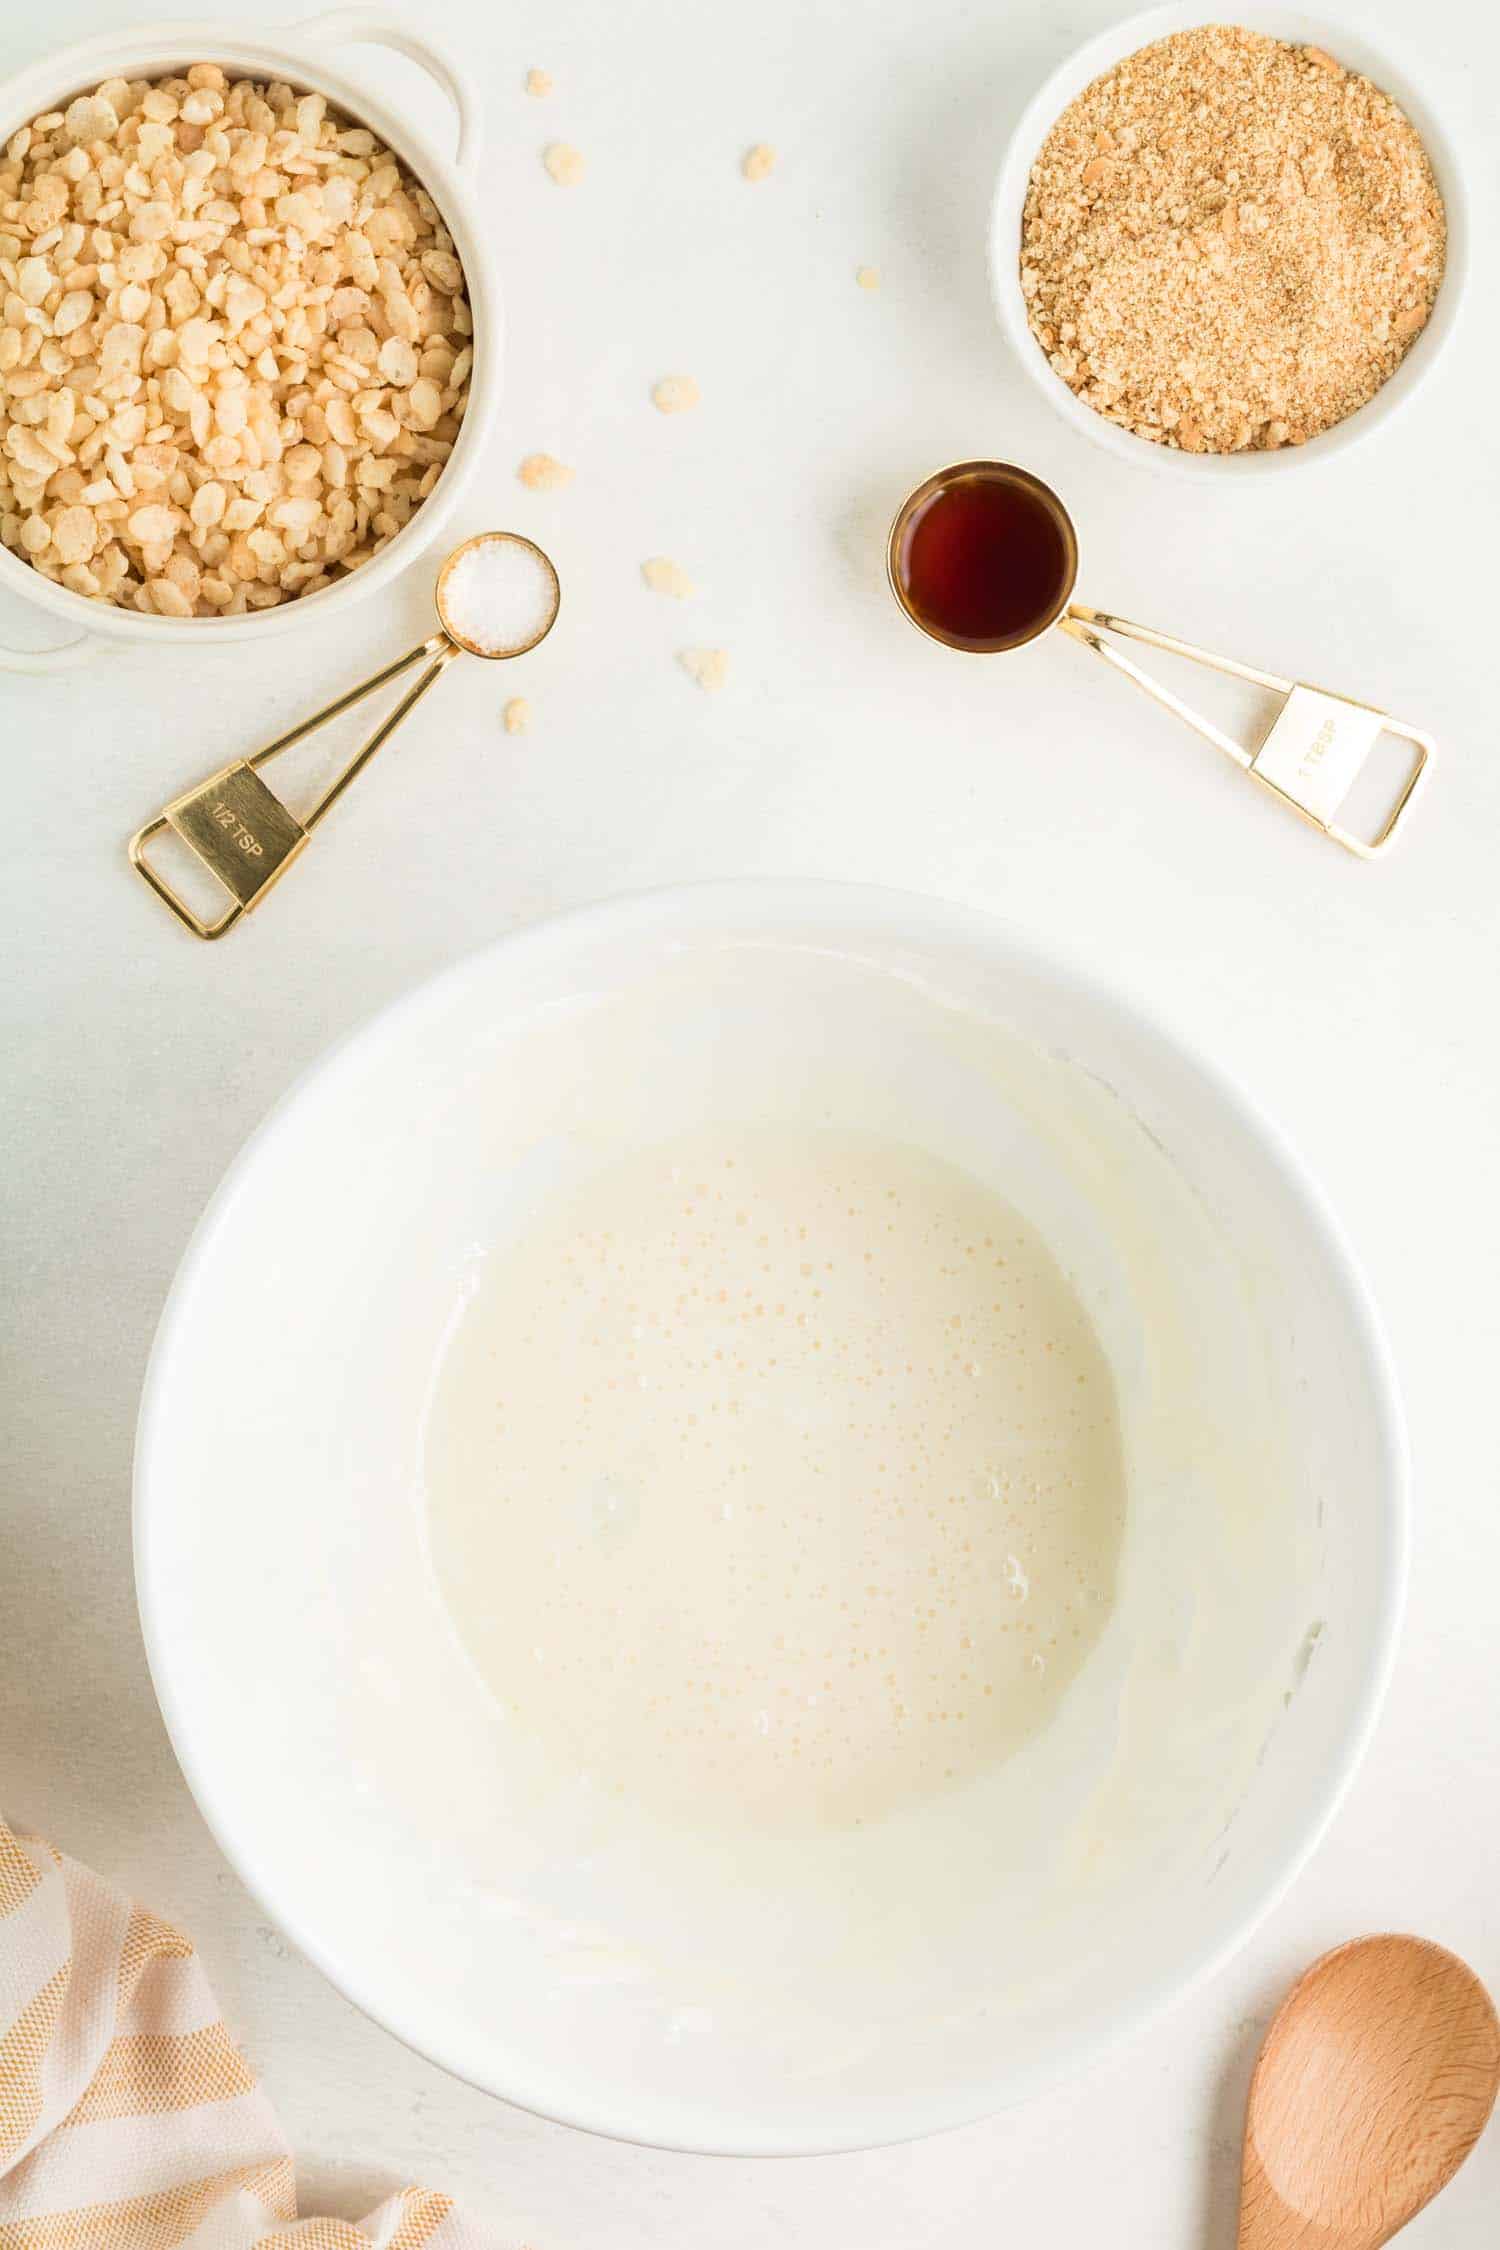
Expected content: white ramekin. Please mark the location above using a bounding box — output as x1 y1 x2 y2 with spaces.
988 4 1469 480
0 10 500 671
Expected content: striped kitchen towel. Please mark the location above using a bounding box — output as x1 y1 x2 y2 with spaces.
0 1817 496 2249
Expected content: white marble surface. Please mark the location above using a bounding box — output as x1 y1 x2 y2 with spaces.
4 0 1498 2239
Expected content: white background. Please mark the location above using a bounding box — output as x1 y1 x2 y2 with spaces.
4 0 1498 2241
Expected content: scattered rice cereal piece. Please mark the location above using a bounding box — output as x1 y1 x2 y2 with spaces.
526 69 553 97
856 265 881 290
518 453 574 491
652 375 700 414
679 648 728 692
642 557 694 599
504 698 531 734
742 144 776 182
544 142 585 186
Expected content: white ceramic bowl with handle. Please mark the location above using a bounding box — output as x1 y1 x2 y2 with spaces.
0 10 500 672
988 4 1468 480
134 881 1408 2154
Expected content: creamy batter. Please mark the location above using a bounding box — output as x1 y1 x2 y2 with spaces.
425 1126 1127 1836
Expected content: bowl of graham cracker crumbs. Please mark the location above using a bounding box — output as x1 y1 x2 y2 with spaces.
988 8 1465 474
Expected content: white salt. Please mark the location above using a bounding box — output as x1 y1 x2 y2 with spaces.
441 536 558 656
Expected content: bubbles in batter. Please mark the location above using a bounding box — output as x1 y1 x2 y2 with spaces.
424 1127 1126 1836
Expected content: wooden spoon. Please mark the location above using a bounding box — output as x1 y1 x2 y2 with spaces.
1239 1935 1500 2248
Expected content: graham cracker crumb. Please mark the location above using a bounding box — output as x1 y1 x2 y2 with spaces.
543 142 585 186
1020 26 1445 453
856 264 881 291
518 453 573 490
525 69 553 98
652 375 700 414
643 557 694 598
503 698 531 734
679 648 727 692
742 143 776 182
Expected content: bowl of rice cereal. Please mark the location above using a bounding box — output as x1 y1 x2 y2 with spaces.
988 6 1466 477
0 11 498 667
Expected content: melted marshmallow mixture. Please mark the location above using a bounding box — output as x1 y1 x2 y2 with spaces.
425 1127 1127 1836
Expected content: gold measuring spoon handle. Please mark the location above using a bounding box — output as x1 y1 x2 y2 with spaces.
129 631 460 940
1057 602 1434 858
253 632 458 828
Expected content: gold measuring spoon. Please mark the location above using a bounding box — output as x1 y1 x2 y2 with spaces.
129 532 560 939
1238 1935 1500 2248
888 462 1433 857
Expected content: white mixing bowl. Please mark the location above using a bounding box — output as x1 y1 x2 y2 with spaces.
134 883 1407 2153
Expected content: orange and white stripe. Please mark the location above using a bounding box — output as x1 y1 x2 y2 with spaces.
0 1820 496 2250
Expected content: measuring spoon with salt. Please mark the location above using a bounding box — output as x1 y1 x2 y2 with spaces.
129 531 560 940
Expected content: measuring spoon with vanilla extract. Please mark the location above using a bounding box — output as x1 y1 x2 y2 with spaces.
887 459 1433 856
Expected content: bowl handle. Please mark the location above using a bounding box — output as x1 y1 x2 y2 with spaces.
285 7 480 176
0 627 103 674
